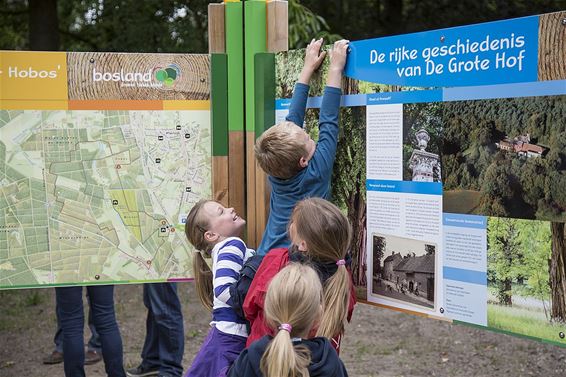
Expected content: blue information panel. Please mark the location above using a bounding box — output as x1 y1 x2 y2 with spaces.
345 16 539 87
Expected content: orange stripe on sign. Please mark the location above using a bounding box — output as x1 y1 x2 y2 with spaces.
163 100 210 110
68 100 163 110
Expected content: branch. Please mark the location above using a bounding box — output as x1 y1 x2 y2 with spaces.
58 28 98 50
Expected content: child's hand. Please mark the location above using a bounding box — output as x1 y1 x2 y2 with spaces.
304 38 326 73
329 39 349 72
298 38 326 84
326 39 349 89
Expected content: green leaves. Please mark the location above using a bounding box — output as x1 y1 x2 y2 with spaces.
288 0 341 50
488 217 551 310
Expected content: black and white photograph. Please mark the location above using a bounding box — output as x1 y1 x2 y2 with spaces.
371 233 436 309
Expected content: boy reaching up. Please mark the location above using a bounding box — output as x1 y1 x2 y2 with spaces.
255 38 349 255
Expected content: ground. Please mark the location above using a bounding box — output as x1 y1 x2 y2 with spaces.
1 284 566 377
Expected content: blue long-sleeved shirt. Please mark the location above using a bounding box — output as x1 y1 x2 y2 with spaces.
257 82 341 255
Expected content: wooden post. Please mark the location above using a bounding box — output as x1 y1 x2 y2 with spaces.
209 4 228 205
211 54 229 205
251 0 288 247
225 1 247 222
208 3 226 54
538 11 566 81
243 0 268 248
216 0 288 247
254 53 276 246
266 0 288 53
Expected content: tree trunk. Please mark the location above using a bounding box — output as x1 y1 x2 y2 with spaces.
550 222 566 322
29 0 59 50
347 175 367 288
355 200 367 287
498 278 512 306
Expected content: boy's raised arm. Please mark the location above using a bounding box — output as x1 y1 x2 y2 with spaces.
309 39 349 176
285 38 326 127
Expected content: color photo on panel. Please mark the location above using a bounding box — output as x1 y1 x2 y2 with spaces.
487 216 566 345
442 95 566 223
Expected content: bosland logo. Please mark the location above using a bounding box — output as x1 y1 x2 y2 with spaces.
153 64 181 88
93 68 153 86
91 63 181 88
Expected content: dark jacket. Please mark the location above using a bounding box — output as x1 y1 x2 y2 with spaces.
228 336 349 377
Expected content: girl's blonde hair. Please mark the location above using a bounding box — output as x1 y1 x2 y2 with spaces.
291 198 352 339
184 199 215 311
260 263 323 377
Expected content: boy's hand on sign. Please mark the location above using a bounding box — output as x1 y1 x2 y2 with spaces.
304 38 327 73
329 39 350 72
299 38 326 84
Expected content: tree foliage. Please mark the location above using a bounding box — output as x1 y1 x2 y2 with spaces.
488 217 551 310
301 0 565 41
372 236 385 275
6 0 561 53
288 0 341 50
1 0 211 52
442 96 566 222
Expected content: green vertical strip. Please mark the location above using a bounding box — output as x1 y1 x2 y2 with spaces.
211 53 228 157
244 0 267 134
254 53 275 139
225 2 244 132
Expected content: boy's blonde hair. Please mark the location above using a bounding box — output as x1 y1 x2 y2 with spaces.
260 263 323 377
291 198 352 339
255 121 308 179
184 199 215 311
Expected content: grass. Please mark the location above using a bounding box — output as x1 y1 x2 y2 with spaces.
487 303 566 346
443 190 482 214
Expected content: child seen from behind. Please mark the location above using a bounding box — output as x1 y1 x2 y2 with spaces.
229 263 348 377
244 198 356 353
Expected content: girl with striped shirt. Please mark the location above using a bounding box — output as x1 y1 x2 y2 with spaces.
184 199 255 377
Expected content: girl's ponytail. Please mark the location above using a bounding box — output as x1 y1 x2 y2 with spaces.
316 263 350 338
291 198 353 340
185 199 214 311
193 251 213 311
260 327 310 377
260 264 322 377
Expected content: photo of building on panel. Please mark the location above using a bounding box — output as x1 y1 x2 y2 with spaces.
371 233 436 309
442 95 566 223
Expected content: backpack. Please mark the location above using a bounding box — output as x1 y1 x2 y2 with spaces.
228 254 264 320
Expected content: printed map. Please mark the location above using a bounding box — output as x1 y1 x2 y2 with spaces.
0 110 210 287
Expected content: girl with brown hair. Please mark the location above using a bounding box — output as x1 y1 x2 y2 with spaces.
184 199 255 377
244 198 356 353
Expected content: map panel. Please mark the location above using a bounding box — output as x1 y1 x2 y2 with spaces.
0 109 211 287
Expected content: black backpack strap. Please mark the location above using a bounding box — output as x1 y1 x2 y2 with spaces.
227 254 264 320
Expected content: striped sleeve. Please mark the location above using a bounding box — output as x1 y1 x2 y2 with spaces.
213 239 246 304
